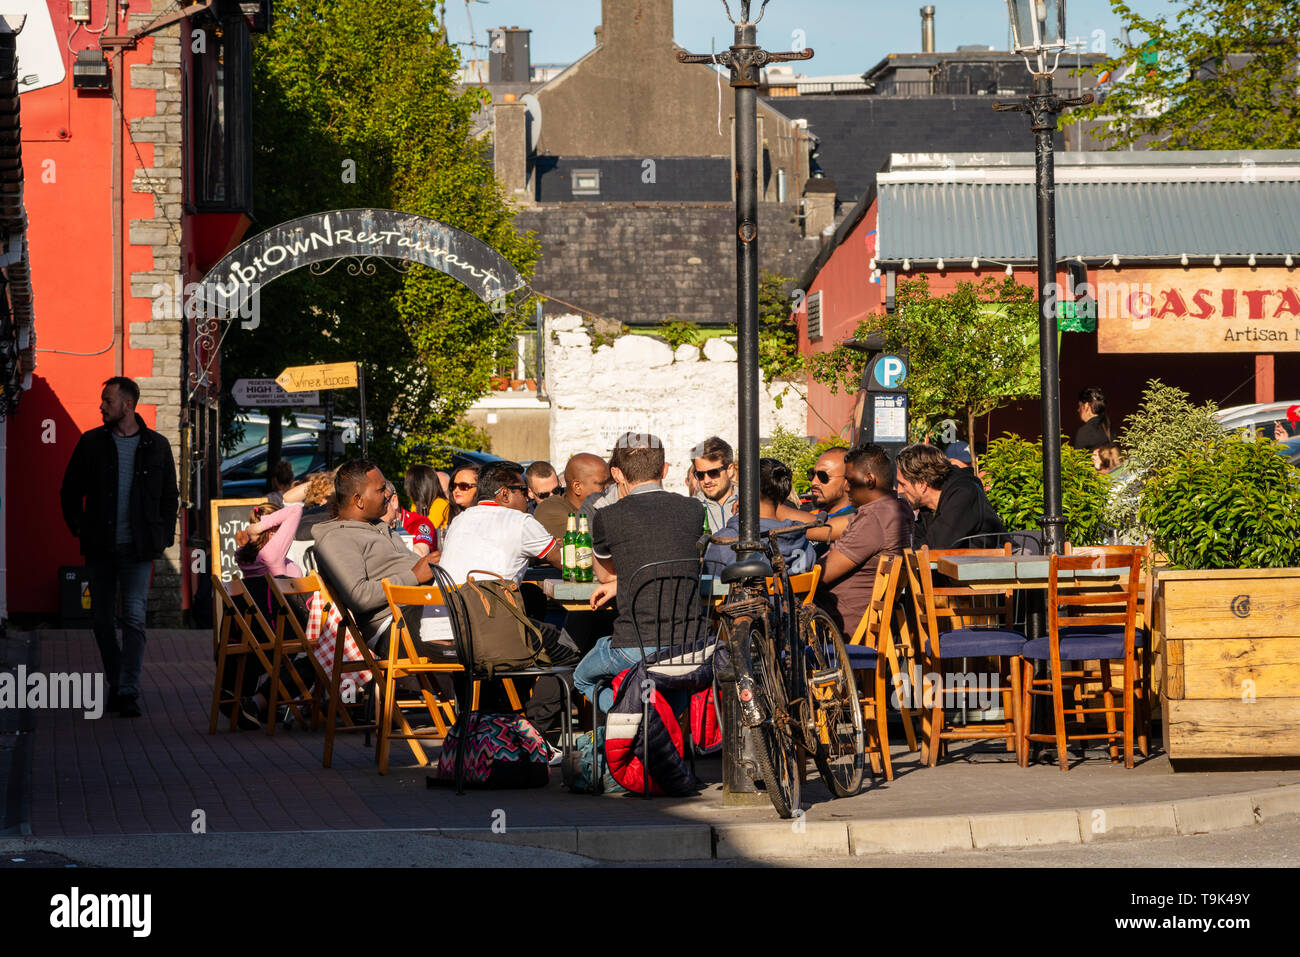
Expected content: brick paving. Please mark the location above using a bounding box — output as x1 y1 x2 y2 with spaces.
23 629 1300 837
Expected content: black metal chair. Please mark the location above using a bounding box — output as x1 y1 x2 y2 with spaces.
430 565 574 795
951 530 1043 555
620 559 718 798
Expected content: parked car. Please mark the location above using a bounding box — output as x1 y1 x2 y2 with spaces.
221 440 329 498
1214 401 1300 442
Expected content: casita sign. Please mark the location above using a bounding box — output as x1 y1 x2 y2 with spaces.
1098 267 1300 353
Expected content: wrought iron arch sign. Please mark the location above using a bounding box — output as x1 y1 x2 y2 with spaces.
188 208 526 387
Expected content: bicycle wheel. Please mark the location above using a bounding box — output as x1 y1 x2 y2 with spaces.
799 606 865 798
745 617 802 818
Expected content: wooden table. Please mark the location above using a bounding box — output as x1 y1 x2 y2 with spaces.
936 555 1131 589
542 576 729 611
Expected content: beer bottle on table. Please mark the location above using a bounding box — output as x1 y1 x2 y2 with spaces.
562 514 578 582
576 515 594 583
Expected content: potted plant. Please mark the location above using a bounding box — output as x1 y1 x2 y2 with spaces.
1139 432 1300 763
978 434 1111 546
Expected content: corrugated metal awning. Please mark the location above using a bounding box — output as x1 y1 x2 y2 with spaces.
875 151 1300 264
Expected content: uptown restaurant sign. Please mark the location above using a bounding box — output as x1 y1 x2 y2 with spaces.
1096 267 1300 353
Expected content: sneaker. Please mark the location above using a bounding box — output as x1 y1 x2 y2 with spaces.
219 699 262 731
118 695 141 718
543 740 564 767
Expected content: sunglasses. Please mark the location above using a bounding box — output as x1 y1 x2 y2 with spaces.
533 487 562 500
806 469 840 484
694 467 726 480
504 484 528 494
452 482 478 492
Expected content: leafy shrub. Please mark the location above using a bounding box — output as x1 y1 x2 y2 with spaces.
1106 379 1223 535
655 318 701 351
1137 434 1300 569
979 434 1111 547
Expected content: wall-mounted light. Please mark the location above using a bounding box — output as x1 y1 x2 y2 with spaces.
902 258 911 271
1111 254 1120 266
1005 263 1013 276
72 49 111 91
1180 253 1189 267
936 258 945 271
1248 254 1257 267
1213 254 1221 267
1288 255 1295 268
971 257 979 269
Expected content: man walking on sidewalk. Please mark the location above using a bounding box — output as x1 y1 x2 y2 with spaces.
60 377 179 718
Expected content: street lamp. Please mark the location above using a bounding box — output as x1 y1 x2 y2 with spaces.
678 0 811 803
994 0 1091 556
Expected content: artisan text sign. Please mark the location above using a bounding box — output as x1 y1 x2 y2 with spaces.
1097 267 1300 353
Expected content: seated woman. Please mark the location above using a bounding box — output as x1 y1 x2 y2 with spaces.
703 458 815 577
401 463 448 557
235 502 304 580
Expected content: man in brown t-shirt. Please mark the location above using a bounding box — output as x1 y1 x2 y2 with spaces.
817 444 914 635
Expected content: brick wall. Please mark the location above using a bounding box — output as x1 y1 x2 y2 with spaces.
125 16 185 625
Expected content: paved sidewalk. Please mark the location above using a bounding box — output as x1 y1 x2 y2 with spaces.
16 630 1300 857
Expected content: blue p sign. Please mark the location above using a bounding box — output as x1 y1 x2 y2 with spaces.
873 355 907 389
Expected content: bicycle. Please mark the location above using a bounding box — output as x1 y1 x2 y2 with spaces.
706 519 866 818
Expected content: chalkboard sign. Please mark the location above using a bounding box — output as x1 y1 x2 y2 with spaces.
210 497 268 586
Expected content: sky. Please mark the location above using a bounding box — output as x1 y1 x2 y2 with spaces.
443 0 1176 77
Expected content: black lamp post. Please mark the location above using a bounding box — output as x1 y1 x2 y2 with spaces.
994 0 1092 556
678 0 811 802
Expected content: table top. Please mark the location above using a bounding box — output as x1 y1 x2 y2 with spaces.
543 575 730 606
936 554 1132 585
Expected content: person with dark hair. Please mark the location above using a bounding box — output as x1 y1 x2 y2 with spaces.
60 376 178 718
399 464 444 558
1092 442 1124 473
895 443 1005 549
816 444 914 634
691 435 739 533
235 501 304 578
266 459 297 505
311 459 438 645
524 460 561 512
704 458 815 575
797 446 855 556
447 465 479 521
573 433 706 711
1073 386 1112 451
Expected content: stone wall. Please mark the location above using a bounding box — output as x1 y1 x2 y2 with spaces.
125 14 185 625
544 315 806 493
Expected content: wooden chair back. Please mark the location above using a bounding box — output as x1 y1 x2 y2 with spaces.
1064 542 1154 631
906 545 1015 658
767 565 822 607
844 555 909 778
1048 550 1143 642
310 571 383 767
208 574 274 734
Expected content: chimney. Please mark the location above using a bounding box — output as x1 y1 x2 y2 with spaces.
489 26 531 83
494 101 531 204
599 0 672 50
921 5 936 53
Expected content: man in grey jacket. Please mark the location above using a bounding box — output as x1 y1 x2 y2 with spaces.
312 459 437 647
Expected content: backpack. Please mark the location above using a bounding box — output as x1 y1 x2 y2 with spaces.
690 685 722 755
449 571 551 677
431 713 549 789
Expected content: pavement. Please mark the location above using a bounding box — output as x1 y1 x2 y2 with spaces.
5 628 1300 864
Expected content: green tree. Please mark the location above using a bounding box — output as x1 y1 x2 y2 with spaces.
807 274 1040 470
222 0 538 478
980 435 1112 546
1068 0 1300 149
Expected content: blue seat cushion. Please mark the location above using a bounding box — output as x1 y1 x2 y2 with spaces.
928 628 1027 658
810 644 878 670
1061 623 1150 646
1021 629 1146 661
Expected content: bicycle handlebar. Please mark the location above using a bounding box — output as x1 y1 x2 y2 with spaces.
701 514 828 551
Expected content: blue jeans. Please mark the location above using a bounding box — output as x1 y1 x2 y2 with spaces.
574 638 650 712
87 547 153 698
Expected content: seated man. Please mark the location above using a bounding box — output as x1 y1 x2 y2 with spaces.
780 447 854 559
704 457 815 577
895 443 1006 550
438 461 582 740
691 435 739 534
524 460 561 514
574 432 706 711
533 452 611 541
816 445 914 635
312 459 437 650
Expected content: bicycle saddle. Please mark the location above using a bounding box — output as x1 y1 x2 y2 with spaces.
719 554 773 583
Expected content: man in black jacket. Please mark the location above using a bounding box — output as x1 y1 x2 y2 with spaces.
60 377 179 717
895 443 1005 549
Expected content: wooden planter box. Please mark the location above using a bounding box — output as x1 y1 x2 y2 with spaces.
1159 567 1300 763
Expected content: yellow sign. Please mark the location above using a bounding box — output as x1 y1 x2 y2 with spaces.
275 361 358 392
1097 267 1300 353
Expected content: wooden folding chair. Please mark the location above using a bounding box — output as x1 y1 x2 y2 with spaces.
904 545 1025 766
376 580 464 774
208 575 313 735
312 573 385 768
767 565 822 606
844 556 910 781
262 573 336 734
1022 549 1146 769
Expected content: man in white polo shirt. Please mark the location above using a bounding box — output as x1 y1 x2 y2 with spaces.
439 461 578 744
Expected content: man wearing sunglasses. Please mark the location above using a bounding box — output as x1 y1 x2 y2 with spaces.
691 435 739 534
524 460 561 513
799 447 855 558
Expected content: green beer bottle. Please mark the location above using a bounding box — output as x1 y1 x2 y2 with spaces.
562 513 578 582
576 515 595 583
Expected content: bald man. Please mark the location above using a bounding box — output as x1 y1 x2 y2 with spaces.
533 452 612 540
